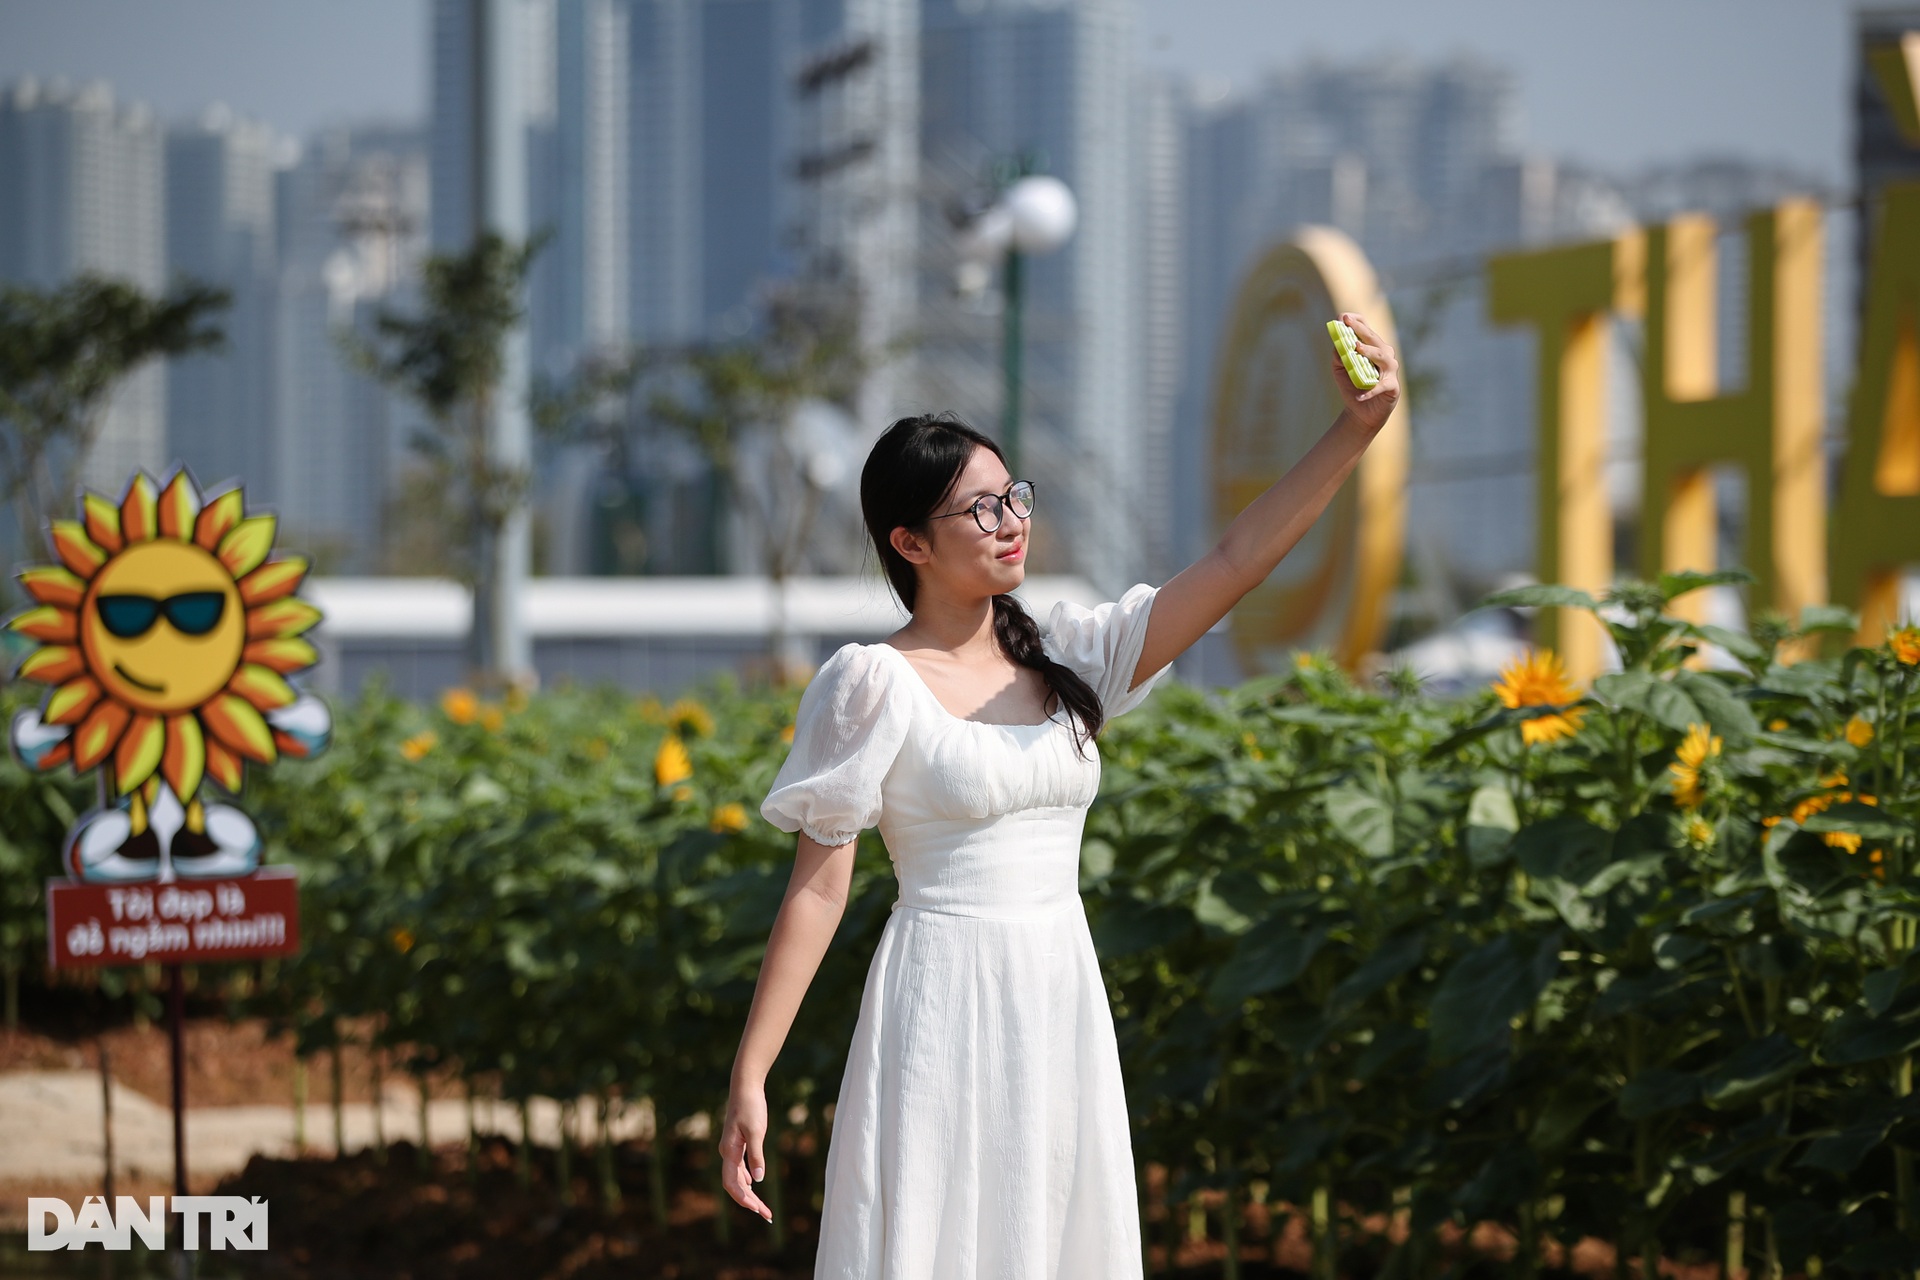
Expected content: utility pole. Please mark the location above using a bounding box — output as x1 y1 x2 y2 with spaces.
467 0 533 685
956 156 1076 481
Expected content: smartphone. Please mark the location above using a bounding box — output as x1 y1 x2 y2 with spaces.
1327 318 1380 390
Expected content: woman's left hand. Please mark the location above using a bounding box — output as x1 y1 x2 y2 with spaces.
1330 310 1400 435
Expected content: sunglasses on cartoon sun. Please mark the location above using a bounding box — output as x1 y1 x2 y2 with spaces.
95 591 227 638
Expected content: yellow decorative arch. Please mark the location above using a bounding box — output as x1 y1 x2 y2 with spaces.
1209 227 1409 672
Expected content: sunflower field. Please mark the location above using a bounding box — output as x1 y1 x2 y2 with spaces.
4 571 1920 1278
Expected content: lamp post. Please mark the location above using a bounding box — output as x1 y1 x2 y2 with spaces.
957 172 1077 477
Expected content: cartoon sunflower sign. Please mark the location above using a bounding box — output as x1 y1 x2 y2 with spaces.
8 470 325 966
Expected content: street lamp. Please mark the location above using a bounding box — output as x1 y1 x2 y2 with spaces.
957 173 1077 477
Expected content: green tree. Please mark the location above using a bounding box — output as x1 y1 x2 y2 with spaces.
539 274 871 681
343 230 545 687
0 274 228 551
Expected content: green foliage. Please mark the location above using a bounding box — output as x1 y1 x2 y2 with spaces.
1082 594 1920 1274
536 273 871 594
343 232 544 574
0 273 228 545
346 231 544 428
342 231 544 677
2 588 1919 1273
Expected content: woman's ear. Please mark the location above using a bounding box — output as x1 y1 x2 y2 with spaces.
889 524 932 565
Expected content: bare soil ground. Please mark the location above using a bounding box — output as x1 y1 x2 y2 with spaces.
0 1003 1726 1280
0 995 456 1111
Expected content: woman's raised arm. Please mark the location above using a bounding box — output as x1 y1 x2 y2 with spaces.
1130 310 1401 689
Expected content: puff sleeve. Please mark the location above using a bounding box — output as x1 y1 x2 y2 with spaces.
760 644 911 846
1041 582 1172 721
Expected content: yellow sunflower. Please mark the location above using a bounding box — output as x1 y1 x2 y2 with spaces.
8 470 320 808
1761 772 1878 853
668 697 715 739
1492 649 1585 745
1890 625 1920 666
441 687 479 724
1668 723 1722 811
655 733 692 786
1845 715 1874 748
711 802 749 833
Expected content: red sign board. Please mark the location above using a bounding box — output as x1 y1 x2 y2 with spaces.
47 867 300 969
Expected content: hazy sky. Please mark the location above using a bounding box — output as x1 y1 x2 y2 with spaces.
0 0 1858 184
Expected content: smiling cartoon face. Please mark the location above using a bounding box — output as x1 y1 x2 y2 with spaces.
80 541 246 714
8 470 324 802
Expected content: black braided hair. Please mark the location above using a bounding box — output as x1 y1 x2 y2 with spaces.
859 413 1105 756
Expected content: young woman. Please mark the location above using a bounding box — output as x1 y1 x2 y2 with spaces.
719 313 1400 1276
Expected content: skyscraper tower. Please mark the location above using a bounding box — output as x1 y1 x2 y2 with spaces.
918 0 1142 593
696 0 791 332
1132 71 1184 581
273 125 428 572
531 0 631 374
166 104 285 497
628 0 703 344
792 0 920 432
427 0 920 577
0 78 168 492
1173 56 1635 647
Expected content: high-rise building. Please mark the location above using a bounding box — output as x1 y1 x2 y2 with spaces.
917 0 1142 593
272 126 430 571
529 0 630 376
1131 71 1183 581
697 0 791 332
165 104 286 497
0 78 168 493
624 0 815 342
1172 58 1634 654
432 0 1131 585
791 0 920 432
1172 86 1251 575
431 0 541 255
603 0 919 575
628 0 703 344
1190 57 1519 282
633 0 921 363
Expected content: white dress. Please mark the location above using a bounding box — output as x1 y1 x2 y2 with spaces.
761 584 1171 1280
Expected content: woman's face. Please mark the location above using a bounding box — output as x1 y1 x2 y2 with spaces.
898 445 1029 600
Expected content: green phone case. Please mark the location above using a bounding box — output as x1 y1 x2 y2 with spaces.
1327 319 1380 390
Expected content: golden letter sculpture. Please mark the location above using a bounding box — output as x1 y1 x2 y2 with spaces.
1487 234 1643 682
1209 227 1409 672
1832 182 1920 645
1640 202 1825 638
1867 31 1920 145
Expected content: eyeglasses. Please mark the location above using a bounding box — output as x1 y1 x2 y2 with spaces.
95 592 228 639
927 480 1035 534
